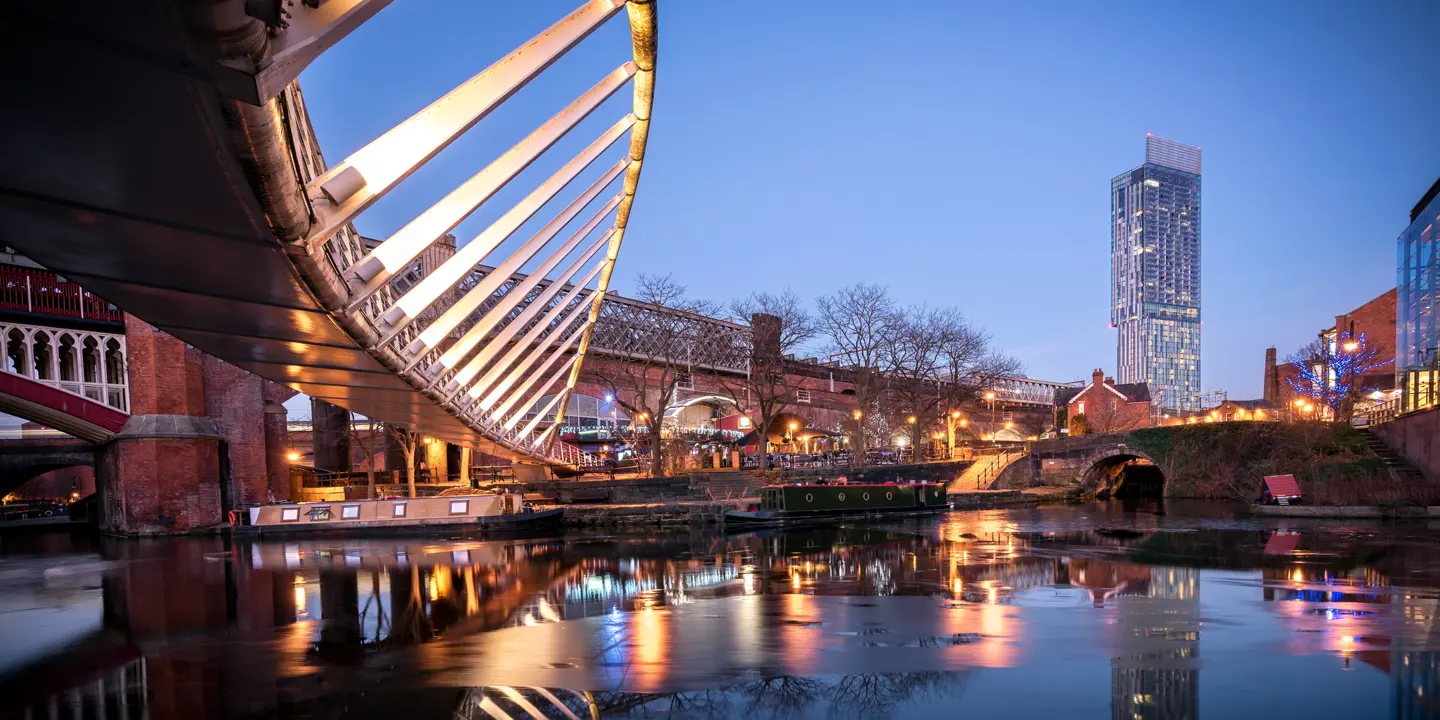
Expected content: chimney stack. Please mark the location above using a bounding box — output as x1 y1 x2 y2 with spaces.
1263 348 1278 402
1092 368 1104 387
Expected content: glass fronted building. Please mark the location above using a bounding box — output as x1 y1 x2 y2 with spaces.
1398 177 1440 413
1112 136 1202 410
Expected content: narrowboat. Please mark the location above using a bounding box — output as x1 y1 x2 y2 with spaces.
725 482 950 527
231 494 563 536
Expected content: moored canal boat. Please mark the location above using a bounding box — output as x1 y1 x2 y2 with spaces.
231 494 562 537
725 482 949 527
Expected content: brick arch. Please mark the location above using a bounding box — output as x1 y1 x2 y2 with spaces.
1076 445 1163 495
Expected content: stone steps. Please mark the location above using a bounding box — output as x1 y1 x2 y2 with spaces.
1357 428 1425 481
692 473 761 501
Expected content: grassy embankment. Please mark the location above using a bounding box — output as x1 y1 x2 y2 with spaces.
1126 422 1437 506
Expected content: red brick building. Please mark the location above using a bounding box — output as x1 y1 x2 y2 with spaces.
1055 369 1152 433
1263 288 1397 408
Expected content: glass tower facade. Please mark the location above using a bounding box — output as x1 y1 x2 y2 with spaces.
1398 178 1439 413
1112 136 1202 411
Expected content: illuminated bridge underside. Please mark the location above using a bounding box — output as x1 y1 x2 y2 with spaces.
0 1 656 465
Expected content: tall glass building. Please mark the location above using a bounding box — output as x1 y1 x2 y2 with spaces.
1111 136 1202 411
1398 177 1439 413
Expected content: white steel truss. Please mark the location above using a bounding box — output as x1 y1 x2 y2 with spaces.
281 0 657 467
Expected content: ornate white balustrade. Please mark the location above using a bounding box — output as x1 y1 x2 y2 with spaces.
0 321 129 412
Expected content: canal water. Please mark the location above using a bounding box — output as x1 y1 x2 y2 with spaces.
2 501 1438 719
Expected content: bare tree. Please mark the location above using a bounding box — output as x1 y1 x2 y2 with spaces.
1084 393 1123 433
715 290 817 467
389 426 420 497
882 306 1022 456
816 283 898 460
882 306 954 454
584 274 719 477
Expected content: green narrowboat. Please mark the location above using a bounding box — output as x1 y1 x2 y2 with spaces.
725 482 949 527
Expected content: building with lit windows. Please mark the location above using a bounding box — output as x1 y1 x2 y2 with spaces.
1398 176 1439 413
1112 136 1202 411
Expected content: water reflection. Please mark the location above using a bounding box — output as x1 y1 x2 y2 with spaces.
3 506 1440 717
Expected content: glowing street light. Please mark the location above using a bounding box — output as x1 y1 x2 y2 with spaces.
906 415 917 425
852 409 863 420
1343 341 1359 352
286 451 300 462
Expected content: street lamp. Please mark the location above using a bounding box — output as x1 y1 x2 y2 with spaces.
1343 341 1359 352
984 391 997 441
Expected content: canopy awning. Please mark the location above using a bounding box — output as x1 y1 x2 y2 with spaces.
1262 474 1302 498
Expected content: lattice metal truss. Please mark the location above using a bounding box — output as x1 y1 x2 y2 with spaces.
589 296 751 374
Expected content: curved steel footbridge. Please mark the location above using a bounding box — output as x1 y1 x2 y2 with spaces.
0 0 723 468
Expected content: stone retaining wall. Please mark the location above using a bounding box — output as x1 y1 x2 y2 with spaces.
561 502 730 528
1371 408 1440 482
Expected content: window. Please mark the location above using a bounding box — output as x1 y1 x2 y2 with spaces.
676 372 694 391
796 389 811 404
341 505 360 519
1078 402 1086 415
449 500 469 515
280 507 300 522
392 502 407 517
305 506 331 521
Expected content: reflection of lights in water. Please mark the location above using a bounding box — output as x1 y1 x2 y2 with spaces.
952 577 963 595
294 585 307 617
743 573 756 595
538 597 561 623
988 587 998 604
1342 635 1354 643
522 613 537 626
791 572 801 591
1292 568 1304 583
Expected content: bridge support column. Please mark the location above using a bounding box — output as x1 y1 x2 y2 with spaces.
263 386 291 501
311 398 352 473
98 319 223 534
425 439 448 482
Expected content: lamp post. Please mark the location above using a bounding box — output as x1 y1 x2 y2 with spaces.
905 415 917 461
984 391 996 443
852 409 864 466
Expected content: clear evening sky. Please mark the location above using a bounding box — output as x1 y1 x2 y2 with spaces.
298 0 1440 401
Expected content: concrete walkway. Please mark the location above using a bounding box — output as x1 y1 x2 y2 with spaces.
1251 504 1440 519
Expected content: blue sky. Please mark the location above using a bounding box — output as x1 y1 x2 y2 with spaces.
297 0 1440 403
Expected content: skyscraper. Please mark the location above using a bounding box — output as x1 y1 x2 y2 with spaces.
1112 135 1202 411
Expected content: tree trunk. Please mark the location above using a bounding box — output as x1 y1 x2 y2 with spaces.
405 450 417 498
649 419 664 477
366 466 375 500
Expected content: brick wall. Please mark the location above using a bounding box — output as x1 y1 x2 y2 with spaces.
123 315 205 415
1335 288 1397 366
1067 382 1150 432
101 437 221 534
202 356 268 507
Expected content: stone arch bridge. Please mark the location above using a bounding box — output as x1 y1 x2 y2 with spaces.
993 434 1164 497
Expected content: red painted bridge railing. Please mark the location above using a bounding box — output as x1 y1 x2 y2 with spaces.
0 264 123 323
